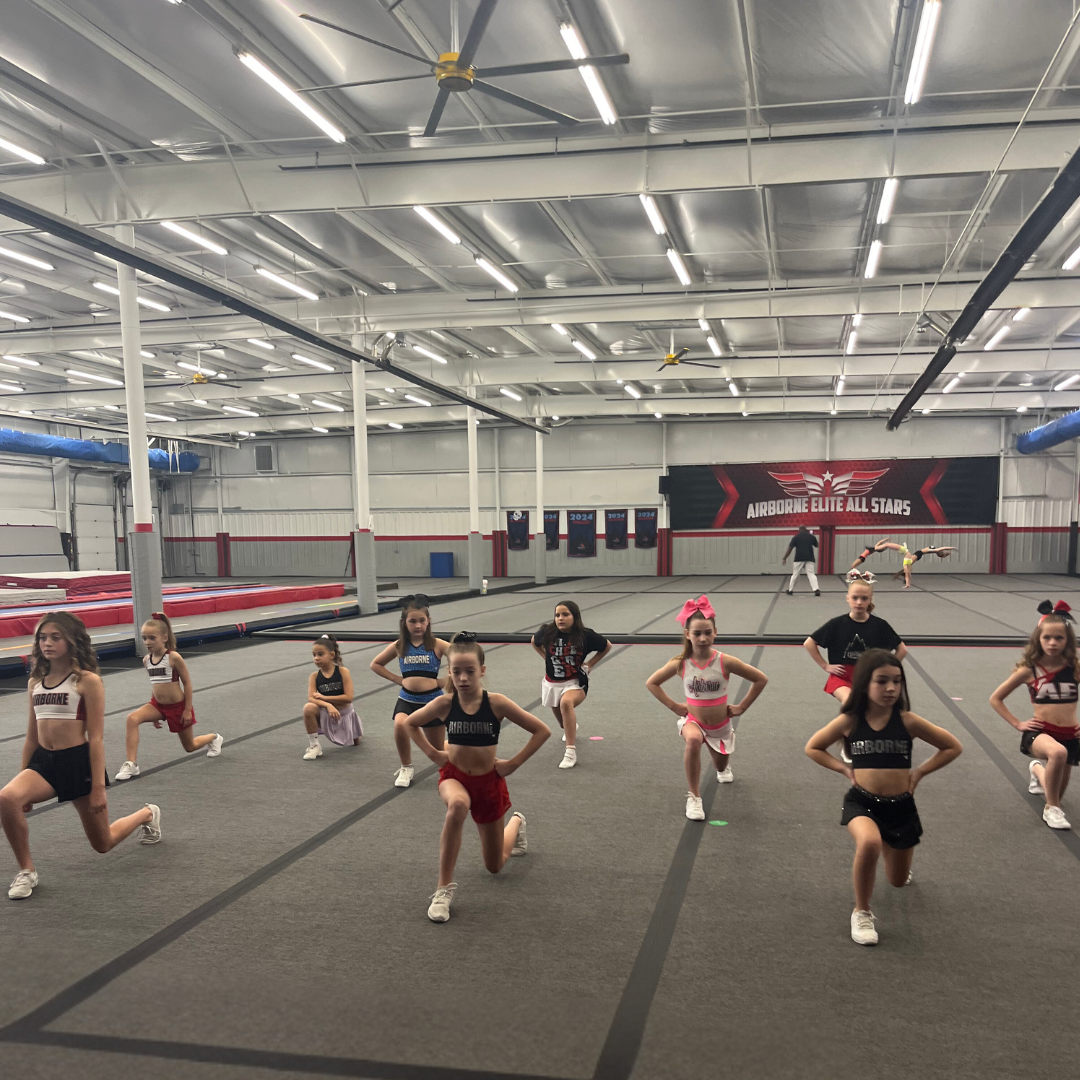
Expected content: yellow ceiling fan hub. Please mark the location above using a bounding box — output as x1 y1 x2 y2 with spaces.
663 354 680 365
435 52 475 92
191 372 209 383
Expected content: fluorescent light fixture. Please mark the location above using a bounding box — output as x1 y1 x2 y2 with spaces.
551 323 569 336
0 138 45 165
388 422 404 429
92 281 170 312
1054 374 1080 391
177 361 218 376
568 339 594 361
864 239 883 279
18 409 33 415
639 194 666 235
698 319 710 332
223 405 258 416
552 415 561 420
287 393 300 400
65 369 123 385
1016 406 1028 413
728 380 739 397
653 411 662 419
256 267 319 301
836 377 846 396
1013 308 1031 322
404 394 431 406
311 397 345 412
1063 244 1080 270
852 313 864 326
383 387 395 394
0 308 29 324
616 379 623 384
291 353 334 372
192 399 208 405
312 426 328 433
216 371 229 379
144 412 177 422
412 345 447 364
0 382 24 393
140 350 155 359
237 52 345 142
246 338 275 350
0 245 52 271
742 409 750 417
500 388 522 401
474 256 518 292
161 220 228 255
877 178 899 225
922 408 931 415
2 355 39 366
559 23 617 124
984 325 1011 350
830 408 838 415
71 350 122 366
905 0 942 106
707 336 722 357
625 384 641 399
666 247 692 286
943 377 961 393
102 404 120 411
413 206 461 245
847 332 858 354
135 295 170 312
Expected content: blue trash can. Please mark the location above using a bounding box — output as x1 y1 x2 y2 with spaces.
430 552 454 578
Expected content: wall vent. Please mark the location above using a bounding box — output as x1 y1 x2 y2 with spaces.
254 444 275 473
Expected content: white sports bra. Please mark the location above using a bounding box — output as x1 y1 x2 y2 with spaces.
32 672 86 723
144 651 179 684
681 651 729 707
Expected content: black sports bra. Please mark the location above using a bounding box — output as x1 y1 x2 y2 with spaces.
446 692 501 747
848 706 912 770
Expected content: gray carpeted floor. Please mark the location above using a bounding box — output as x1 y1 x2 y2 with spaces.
1 574 1079 1079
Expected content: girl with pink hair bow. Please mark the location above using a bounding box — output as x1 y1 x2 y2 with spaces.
646 597 769 821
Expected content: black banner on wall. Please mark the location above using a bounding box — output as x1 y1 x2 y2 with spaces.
605 509 628 550
507 510 530 551
544 510 560 550
635 508 658 549
567 510 597 557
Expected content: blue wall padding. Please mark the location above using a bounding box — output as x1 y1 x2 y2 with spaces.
1016 411 1080 455
0 427 199 471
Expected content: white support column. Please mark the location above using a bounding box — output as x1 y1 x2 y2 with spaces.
351 359 378 614
117 227 161 653
493 427 501 522
659 421 669 530
467 391 483 589
535 430 547 584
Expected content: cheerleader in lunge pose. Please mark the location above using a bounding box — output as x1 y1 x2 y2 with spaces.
990 602 1080 830
301 634 362 759
406 633 550 923
806 649 961 946
646 597 768 820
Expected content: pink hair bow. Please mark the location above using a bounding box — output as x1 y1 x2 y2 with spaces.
676 596 715 625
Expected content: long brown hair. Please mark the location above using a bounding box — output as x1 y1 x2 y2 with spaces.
142 611 178 653
1017 614 1080 676
313 633 343 666
395 595 436 656
539 600 586 652
840 649 909 717
847 578 875 614
447 632 485 699
29 611 99 683
673 610 717 665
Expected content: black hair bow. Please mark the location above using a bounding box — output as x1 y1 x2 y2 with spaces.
453 630 478 642
1037 599 1074 622
400 593 431 610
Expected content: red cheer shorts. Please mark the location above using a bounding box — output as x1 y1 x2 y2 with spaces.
151 696 196 734
823 665 856 697
438 760 511 825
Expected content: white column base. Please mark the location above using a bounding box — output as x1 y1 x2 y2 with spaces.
534 534 547 584
468 532 485 590
354 530 379 615
128 529 163 657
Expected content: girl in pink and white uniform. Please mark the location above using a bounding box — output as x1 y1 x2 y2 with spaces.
647 597 769 820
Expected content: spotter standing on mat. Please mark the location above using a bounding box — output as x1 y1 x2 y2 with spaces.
405 633 550 923
371 594 450 788
531 600 611 770
989 602 1080 830
1 613 161 901
301 634 362 760
805 649 961 946
116 611 223 780
646 597 768 820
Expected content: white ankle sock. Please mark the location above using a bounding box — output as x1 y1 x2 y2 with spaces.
308 734 320 748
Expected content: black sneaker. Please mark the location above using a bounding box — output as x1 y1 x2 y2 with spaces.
786 590 793 596
814 590 821 596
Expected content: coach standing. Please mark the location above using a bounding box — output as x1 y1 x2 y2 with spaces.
782 525 820 596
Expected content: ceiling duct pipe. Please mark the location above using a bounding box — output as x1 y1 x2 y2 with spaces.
1015 410 1080 454
887 140 1080 430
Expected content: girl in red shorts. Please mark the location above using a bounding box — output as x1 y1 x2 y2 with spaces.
116 612 222 780
406 632 550 923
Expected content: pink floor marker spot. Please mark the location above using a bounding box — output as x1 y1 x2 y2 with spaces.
589 736 604 740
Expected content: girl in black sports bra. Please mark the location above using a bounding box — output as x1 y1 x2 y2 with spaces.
405 633 550 924
806 648 961 947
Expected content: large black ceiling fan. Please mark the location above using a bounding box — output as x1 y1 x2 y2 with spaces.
298 0 629 138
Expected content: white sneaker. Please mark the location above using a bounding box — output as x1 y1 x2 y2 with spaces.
510 812 527 856
303 743 323 761
8 869 38 900
717 766 734 784
1029 760 1045 795
904 871 913 886
138 803 162 845
1043 805 1071 830
206 734 224 758
394 765 414 787
427 882 457 923
685 793 705 820
115 760 139 780
851 909 878 945
558 749 577 769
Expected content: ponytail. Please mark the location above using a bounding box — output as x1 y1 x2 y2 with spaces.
142 611 177 653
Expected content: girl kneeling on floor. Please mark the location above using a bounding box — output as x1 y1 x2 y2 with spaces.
406 632 550 923
302 634 362 760
116 612 222 780
646 597 768 820
805 649 961 947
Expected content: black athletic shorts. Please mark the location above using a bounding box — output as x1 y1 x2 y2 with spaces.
840 785 922 849
27 742 109 804
1021 729 1080 767
393 696 445 728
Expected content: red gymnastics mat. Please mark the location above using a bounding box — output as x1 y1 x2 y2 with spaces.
0 571 131 596
0 582 346 638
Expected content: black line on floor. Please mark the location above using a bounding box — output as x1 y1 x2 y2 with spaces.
911 586 1029 635
906 653 1080 861
754 579 785 636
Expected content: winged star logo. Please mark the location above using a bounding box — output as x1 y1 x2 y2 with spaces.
766 468 889 498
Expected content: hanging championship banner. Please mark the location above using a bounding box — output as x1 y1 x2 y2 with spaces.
605 509 628 550
567 510 597 557
506 510 530 550
544 510 560 550
635 508 658 548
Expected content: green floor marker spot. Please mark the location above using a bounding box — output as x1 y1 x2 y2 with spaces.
708 820 728 827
